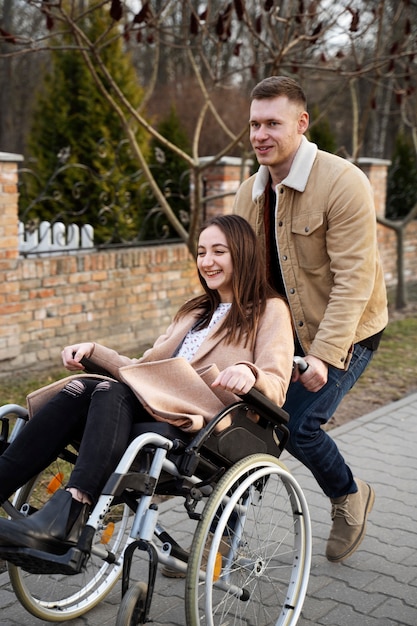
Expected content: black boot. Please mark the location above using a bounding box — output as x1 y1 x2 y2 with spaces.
0 490 90 554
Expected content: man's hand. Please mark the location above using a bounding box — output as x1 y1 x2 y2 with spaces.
211 364 256 395
61 343 94 371
293 355 328 392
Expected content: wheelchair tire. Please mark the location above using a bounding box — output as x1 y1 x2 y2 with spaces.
7 454 133 622
115 581 148 626
185 453 311 626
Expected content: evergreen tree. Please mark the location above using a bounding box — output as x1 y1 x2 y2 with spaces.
308 105 337 154
141 106 192 240
386 133 417 220
22 6 148 243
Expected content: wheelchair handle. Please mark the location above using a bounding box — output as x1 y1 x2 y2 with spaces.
294 356 309 374
240 388 289 426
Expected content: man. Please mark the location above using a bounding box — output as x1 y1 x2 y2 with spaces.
234 75 388 562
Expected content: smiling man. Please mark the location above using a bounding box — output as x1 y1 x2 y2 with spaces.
234 75 388 563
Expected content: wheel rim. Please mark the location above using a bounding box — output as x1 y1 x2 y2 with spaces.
8 457 132 621
186 455 311 626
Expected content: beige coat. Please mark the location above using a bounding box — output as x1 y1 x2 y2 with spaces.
234 136 388 369
27 298 294 433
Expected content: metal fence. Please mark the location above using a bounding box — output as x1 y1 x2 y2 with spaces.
17 140 190 255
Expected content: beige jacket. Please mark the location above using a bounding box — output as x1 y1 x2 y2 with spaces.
234 136 388 369
28 298 294 433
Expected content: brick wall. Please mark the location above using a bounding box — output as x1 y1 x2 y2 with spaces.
377 221 417 285
0 154 201 374
1 245 200 372
200 156 253 219
1 153 416 375
358 158 417 286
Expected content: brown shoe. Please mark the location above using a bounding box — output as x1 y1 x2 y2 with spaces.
160 534 229 578
160 562 187 579
326 478 375 563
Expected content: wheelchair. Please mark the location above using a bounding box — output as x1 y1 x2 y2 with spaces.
0 368 312 626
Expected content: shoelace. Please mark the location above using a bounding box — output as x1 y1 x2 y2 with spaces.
331 498 360 525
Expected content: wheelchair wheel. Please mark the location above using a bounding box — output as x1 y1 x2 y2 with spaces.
185 453 311 626
7 452 133 622
116 581 148 626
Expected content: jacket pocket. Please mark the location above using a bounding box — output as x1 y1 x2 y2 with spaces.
291 213 328 269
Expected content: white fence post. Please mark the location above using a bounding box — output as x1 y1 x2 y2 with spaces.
19 220 94 256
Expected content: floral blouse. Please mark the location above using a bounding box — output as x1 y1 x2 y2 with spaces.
176 303 232 362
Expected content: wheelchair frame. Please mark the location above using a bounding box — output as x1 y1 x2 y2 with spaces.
0 386 312 626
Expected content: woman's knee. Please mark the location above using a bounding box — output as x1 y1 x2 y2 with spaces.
61 378 89 397
60 378 100 402
90 381 139 423
91 380 130 399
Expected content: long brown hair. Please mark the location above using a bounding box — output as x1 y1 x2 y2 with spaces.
175 215 277 349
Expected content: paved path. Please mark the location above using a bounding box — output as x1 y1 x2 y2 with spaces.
0 392 416 625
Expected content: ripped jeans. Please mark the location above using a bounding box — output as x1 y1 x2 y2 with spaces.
0 378 142 505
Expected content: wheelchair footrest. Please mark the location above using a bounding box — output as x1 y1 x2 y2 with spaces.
0 544 89 575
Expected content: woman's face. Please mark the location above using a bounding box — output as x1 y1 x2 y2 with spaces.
197 224 233 303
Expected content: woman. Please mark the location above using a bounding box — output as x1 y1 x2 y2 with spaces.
0 215 294 556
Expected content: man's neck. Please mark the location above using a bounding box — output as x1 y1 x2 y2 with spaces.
269 167 289 188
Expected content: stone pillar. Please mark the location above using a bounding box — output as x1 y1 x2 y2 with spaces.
0 152 23 363
0 152 23 260
200 156 253 220
357 157 391 218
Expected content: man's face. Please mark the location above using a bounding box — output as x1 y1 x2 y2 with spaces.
249 96 308 172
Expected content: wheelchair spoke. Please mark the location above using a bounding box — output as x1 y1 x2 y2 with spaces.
8 456 133 621
185 454 311 626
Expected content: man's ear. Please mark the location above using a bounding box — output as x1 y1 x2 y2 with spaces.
298 111 309 134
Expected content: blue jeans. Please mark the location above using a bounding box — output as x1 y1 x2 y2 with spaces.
283 344 374 499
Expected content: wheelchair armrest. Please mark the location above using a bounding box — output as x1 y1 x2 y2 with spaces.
180 390 290 476
80 357 117 378
187 389 288 455
240 388 289 427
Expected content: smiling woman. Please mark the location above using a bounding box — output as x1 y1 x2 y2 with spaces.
0 214 294 572
197 225 233 303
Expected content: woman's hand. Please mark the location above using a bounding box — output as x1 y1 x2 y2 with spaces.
211 364 256 395
61 343 94 371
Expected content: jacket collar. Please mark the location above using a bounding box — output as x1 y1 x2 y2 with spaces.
252 135 318 200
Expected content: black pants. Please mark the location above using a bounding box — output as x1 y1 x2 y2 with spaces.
0 378 143 505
